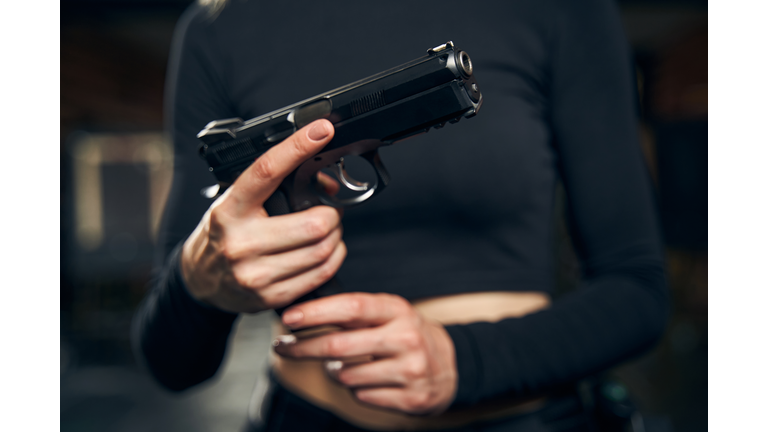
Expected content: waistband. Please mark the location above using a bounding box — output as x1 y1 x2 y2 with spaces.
271 291 551 431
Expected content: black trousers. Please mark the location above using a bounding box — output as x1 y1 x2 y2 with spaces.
245 376 595 432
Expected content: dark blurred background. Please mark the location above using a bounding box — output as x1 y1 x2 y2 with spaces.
60 1 707 430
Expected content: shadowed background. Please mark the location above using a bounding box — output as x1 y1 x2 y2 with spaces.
60 1 707 430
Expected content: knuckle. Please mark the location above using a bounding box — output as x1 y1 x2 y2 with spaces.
290 130 315 156
403 356 428 379
325 336 347 357
219 238 265 263
382 293 410 312
208 207 225 232
248 241 264 256
252 156 277 181
232 270 250 288
398 297 415 314
346 295 365 317
315 261 337 285
231 265 269 290
219 240 237 262
264 288 291 309
303 215 332 240
247 268 271 290
312 238 335 263
399 330 423 350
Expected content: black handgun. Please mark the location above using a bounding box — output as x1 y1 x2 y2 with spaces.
197 41 482 216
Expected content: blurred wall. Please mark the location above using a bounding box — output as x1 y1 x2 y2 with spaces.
61 0 186 368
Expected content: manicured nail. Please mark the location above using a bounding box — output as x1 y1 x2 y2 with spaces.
308 121 331 142
283 310 304 325
325 360 343 372
272 334 297 347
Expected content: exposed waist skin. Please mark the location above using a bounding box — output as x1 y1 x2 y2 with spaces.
271 291 551 431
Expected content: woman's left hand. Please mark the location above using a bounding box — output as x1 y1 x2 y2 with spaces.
273 292 457 415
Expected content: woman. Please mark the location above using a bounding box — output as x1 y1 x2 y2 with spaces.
133 0 668 430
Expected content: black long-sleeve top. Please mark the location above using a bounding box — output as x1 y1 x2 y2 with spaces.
132 0 669 409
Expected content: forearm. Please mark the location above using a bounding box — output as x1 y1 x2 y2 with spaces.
131 243 239 391
446 266 668 407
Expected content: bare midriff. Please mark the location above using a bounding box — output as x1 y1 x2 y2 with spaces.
270 291 551 431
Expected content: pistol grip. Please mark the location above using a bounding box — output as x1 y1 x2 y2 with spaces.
264 188 344 317
263 188 292 217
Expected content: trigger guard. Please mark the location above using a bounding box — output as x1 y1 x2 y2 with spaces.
332 158 370 192
317 150 390 207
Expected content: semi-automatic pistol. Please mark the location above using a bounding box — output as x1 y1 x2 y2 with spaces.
197 41 482 216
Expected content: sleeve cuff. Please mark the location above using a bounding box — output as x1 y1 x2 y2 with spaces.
166 242 239 326
444 324 483 408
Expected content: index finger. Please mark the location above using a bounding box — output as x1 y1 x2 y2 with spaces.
221 119 335 216
282 293 409 330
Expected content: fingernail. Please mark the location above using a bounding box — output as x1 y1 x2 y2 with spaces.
325 360 343 372
308 121 331 142
283 310 304 325
272 334 297 347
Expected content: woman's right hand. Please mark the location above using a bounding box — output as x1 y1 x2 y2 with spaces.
180 119 347 313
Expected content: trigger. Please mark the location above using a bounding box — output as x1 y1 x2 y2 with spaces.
331 158 370 192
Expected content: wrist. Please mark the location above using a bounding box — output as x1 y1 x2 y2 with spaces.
167 241 238 317
180 225 214 304
426 319 459 414
442 324 481 408
180 235 199 296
